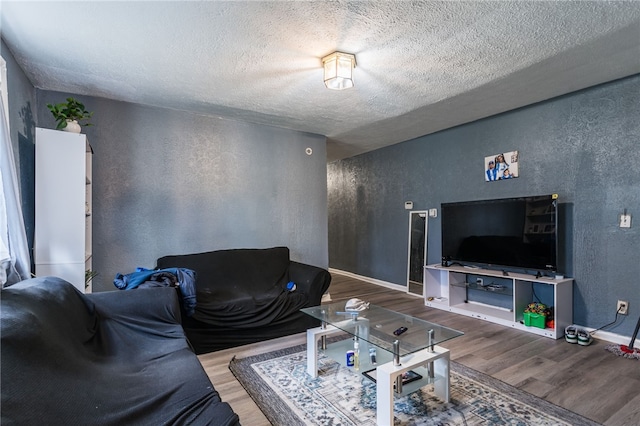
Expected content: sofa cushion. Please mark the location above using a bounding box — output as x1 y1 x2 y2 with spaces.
157 246 291 293
1 276 99 365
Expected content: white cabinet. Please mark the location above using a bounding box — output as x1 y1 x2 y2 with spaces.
424 264 572 339
35 128 92 293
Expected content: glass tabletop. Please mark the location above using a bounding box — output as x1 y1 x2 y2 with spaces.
301 301 463 357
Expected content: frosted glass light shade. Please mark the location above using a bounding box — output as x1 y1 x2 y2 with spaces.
322 52 356 90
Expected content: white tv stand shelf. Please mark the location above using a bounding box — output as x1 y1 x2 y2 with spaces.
424 264 573 339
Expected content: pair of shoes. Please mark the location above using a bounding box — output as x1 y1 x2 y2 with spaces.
577 329 593 346
565 325 593 346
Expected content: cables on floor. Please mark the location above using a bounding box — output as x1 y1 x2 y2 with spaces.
590 306 624 336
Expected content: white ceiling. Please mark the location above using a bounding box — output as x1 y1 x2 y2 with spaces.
2 1 640 162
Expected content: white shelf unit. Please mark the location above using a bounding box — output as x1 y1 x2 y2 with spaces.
424 264 573 339
35 128 93 293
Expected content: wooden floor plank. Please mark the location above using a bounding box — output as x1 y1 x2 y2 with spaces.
198 271 640 425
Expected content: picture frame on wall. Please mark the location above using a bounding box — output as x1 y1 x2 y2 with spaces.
484 150 519 182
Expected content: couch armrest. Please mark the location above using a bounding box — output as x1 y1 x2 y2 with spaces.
288 261 331 305
88 287 182 325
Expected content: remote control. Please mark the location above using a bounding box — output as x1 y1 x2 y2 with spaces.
393 326 408 336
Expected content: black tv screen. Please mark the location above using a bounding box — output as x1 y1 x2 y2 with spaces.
441 194 558 273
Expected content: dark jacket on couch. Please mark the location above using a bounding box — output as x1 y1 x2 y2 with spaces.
156 246 331 354
1 276 239 426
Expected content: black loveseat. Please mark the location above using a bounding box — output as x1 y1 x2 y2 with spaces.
1 277 239 426
156 246 332 354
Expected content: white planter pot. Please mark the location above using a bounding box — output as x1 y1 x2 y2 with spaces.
64 120 82 133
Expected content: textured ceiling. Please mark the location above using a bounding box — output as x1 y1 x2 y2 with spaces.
2 1 640 161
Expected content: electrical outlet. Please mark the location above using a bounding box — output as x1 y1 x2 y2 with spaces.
617 300 628 315
620 214 632 228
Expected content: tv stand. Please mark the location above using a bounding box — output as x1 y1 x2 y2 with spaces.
424 264 573 339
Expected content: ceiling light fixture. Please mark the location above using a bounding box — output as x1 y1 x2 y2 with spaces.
322 51 356 90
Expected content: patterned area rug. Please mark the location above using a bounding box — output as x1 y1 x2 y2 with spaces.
229 342 600 426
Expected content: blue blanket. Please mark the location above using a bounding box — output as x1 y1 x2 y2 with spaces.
114 268 197 316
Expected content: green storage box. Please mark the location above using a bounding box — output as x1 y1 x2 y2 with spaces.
523 312 546 329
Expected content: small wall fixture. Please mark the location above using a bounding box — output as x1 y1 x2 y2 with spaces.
322 51 356 90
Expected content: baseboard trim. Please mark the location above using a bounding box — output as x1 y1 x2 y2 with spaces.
329 268 406 292
584 327 632 346
328 269 633 345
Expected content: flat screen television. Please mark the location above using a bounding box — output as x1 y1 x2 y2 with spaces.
441 194 558 274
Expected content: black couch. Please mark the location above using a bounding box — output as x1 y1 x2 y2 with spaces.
1 276 240 426
156 246 332 354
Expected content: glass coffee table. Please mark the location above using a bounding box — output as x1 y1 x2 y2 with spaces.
301 301 463 426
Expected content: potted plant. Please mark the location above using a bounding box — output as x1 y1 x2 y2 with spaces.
47 97 93 133
85 269 98 289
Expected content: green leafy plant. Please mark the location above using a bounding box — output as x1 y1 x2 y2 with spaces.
47 97 94 130
85 269 98 289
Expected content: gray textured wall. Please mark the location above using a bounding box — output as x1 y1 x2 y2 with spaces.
34 92 328 292
328 75 640 337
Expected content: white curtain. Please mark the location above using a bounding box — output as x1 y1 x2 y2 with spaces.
0 95 31 285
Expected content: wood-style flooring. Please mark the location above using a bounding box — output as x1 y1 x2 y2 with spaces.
198 272 640 425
